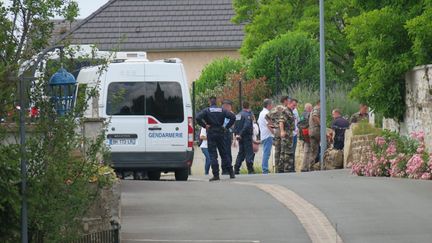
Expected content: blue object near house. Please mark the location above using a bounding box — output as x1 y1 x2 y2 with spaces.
48 67 77 116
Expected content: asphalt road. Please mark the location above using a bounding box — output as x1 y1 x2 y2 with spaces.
121 170 432 243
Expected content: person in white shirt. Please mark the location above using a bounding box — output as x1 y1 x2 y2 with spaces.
291 99 300 165
252 116 260 156
257 99 274 174
199 127 211 175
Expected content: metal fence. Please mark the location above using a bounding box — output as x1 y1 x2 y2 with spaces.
72 228 120 243
30 226 120 243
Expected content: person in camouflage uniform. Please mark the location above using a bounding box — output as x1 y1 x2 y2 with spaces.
279 98 296 173
305 100 321 171
266 96 290 173
350 103 369 124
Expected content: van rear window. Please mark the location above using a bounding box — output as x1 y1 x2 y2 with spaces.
107 82 145 115
106 82 184 123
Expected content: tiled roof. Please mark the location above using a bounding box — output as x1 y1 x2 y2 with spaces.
50 19 82 45
60 0 244 51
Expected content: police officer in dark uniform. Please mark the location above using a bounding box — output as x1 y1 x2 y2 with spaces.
234 101 255 174
196 97 236 181
221 99 235 175
331 109 350 150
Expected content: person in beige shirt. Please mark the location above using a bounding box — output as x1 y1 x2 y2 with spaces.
302 100 320 171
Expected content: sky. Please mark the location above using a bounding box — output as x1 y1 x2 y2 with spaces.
2 0 109 19
75 0 109 18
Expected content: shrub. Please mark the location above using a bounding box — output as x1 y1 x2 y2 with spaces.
272 83 359 124
0 145 20 241
195 72 271 115
351 130 432 179
0 48 116 242
195 85 224 111
248 31 320 92
219 72 270 113
194 57 243 94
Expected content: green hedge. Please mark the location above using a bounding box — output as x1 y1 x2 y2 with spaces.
248 31 320 92
194 57 243 94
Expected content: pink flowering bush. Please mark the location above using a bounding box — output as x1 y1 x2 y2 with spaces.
352 130 432 180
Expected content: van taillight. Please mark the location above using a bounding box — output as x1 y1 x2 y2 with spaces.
188 117 194 148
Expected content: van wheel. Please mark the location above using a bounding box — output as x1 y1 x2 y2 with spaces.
115 171 124 179
147 171 161 181
175 169 189 181
133 171 144 180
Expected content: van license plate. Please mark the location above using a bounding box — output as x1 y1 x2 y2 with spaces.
109 139 137 145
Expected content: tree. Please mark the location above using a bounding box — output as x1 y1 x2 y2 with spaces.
0 0 79 117
248 31 320 92
232 0 358 84
345 1 431 119
233 0 314 58
238 2 295 58
0 2 119 242
194 57 243 94
406 1 432 65
233 0 432 119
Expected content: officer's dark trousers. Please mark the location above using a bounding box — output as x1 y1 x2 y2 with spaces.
221 131 233 173
234 138 254 173
207 131 229 176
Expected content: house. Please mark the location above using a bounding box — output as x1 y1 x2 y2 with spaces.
57 0 244 84
51 19 82 42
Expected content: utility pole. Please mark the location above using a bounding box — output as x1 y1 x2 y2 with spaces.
319 0 327 170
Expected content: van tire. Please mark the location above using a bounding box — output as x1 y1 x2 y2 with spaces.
148 171 161 181
175 169 189 181
133 171 145 180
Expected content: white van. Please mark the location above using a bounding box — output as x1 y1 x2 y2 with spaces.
77 52 194 181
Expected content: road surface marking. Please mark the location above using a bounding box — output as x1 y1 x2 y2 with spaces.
236 182 343 243
188 177 209 182
123 240 260 243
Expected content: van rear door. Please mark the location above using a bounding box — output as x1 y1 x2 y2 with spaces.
104 63 147 153
144 63 188 152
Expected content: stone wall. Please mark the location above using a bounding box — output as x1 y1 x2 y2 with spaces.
82 181 121 233
295 140 305 172
383 65 432 151
344 134 375 168
293 125 377 170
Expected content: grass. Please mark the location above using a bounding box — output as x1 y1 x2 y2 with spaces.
239 163 264 174
353 121 382 136
273 83 359 123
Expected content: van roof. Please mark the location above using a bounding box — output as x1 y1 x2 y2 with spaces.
76 57 185 85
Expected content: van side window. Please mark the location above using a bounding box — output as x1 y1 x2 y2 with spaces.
145 82 184 123
107 82 145 115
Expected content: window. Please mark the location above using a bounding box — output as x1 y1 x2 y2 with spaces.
106 82 145 115
145 82 184 123
106 82 184 123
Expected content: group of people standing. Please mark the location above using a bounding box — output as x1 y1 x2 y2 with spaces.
196 95 369 181
196 97 257 181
